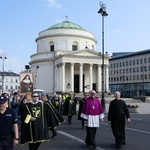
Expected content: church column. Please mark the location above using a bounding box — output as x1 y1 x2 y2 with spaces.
97 64 102 93
62 62 66 92
70 63 74 92
105 65 109 92
89 64 93 91
79 63 83 93
54 65 57 92
56 65 60 91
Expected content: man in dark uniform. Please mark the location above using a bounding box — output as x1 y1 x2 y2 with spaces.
63 92 75 124
108 91 131 149
78 92 89 129
0 96 19 150
20 92 49 150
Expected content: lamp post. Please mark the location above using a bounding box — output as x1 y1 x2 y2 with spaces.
35 65 39 88
0 53 7 94
98 1 108 110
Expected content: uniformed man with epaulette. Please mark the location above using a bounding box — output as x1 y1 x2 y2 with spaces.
0 96 19 150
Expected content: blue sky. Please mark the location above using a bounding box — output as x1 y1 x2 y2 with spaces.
0 0 150 73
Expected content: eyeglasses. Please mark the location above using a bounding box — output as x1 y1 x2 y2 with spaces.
33 95 38 97
85 95 89 96
91 93 96 94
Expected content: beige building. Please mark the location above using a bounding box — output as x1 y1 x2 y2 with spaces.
29 21 109 94
109 49 150 97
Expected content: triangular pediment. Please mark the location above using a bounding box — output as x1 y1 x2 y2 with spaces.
63 49 101 57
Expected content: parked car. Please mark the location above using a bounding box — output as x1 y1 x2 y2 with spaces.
33 89 45 95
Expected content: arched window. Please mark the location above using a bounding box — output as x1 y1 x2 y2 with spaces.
92 45 94 50
49 41 54 52
72 41 78 51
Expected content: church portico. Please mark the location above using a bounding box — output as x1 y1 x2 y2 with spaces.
54 60 109 93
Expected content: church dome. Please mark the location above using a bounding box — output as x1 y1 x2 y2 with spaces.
47 21 85 30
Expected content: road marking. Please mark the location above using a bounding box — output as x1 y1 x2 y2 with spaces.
125 127 150 134
58 131 105 150
101 122 150 134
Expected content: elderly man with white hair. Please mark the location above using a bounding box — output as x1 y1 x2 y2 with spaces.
108 91 131 149
81 90 104 149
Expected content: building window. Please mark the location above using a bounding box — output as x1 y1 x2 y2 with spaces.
141 75 143 80
148 57 150 63
129 60 132 65
136 59 139 64
126 61 128 66
111 64 113 68
15 79 18 83
113 63 116 68
120 62 122 67
49 41 54 52
72 41 78 51
137 67 139 72
11 79 13 83
50 45 54 51
144 58 147 63
72 45 77 51
116 63 119 68
144 66 147 72
123 62 125 67
137 75 139 80
133 68 135 73
120 69 122 74
123 69 125 74
130 68 132 73
140 59 143 64
133 60 135 65
129 75 132 80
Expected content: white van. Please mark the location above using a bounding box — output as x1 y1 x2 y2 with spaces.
33 89 45 95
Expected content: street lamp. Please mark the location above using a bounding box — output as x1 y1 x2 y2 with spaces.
35 65 39 88
0 53 7 94
98 1 108 110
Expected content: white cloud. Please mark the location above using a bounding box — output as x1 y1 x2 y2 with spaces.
114 29 123 34
5 57 23 73
20 44 32 52
47 0 62 8
53 19 61 23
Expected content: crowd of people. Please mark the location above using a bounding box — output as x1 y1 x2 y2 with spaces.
0 90 131 150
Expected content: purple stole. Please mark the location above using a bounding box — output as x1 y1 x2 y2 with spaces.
81 97 104 115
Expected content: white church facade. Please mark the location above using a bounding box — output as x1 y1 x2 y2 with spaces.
29 21 109 94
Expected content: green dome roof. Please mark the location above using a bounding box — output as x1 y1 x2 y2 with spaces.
48 21 85 30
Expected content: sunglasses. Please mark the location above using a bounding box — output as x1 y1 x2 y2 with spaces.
33 95 38 97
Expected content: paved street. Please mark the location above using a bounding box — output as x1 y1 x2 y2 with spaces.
14 100 150 150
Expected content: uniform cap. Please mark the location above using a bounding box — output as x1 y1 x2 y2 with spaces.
0 96 8 104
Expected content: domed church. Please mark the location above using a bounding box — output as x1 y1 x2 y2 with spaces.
29 21 109 94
